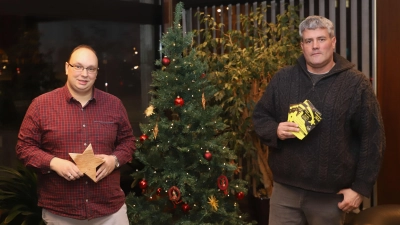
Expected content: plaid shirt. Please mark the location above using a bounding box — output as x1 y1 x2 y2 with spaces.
16 85 136 220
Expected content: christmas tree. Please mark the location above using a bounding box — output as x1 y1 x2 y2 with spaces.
126 2 252 224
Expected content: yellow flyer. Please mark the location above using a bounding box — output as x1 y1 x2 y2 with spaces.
287 99 322 140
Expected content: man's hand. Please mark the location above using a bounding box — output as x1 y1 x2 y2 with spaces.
337 188 363 213
277 122 299 140
95 154 117 181
50 157 84 181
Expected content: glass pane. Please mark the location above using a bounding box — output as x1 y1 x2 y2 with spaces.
0 16 151 167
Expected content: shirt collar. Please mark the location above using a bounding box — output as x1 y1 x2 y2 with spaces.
61 84 97 103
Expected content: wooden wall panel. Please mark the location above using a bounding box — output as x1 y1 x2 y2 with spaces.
377 0 400 204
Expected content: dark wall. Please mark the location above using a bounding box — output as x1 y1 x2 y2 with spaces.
377 0 400 204
0 0 161 24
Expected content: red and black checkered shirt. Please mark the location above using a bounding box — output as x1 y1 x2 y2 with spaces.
16 85 136 220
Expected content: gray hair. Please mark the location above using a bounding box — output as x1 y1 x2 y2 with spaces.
299 15 335 39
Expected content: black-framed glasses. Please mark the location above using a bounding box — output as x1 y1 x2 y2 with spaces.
67 62 99 74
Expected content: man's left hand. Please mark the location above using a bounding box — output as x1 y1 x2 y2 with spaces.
337 188 363 213
95 154 117 181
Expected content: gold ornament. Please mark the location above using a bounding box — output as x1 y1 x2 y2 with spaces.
153 122 159 139
202 92 206 109
230 160 242 175
207 195 219 211
144 105 155 117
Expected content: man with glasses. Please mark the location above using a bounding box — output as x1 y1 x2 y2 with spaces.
16 44 135 224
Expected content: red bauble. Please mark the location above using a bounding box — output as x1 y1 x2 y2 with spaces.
204 150 212 161
174 96 184 107
200 73 206 78
139 179 148 189
156 188 162 196
162 56 171 66
139 134 148 142
181 203 190 213
236 191 245 200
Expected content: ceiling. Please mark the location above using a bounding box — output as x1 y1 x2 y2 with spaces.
179 0 260 8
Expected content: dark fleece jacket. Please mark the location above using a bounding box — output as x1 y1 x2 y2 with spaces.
252 53 385 197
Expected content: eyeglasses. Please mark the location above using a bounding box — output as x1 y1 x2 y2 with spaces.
67 62 99 74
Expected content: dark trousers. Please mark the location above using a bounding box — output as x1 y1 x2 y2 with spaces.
269 182 346 225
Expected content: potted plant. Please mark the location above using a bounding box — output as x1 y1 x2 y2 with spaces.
0 163 44 225
194 3 301 208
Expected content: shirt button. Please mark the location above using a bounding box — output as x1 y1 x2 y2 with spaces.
48 171 51 173
84 143 87 146
86 181 88 184
86 199 88 202
83 124 86 127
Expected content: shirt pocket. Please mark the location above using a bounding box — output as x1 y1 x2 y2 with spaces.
93 121 118 152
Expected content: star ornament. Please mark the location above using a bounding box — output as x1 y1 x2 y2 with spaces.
69 144 105 183
207 195 219 211
144 105 155 117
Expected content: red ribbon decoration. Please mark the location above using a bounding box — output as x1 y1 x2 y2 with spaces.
217 175 229 195
168 186 182 208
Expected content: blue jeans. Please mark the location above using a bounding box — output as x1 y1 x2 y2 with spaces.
269 182 346 225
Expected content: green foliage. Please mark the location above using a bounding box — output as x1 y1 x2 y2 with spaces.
0 164 44 225
126 2 253 224
194 4 301 197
